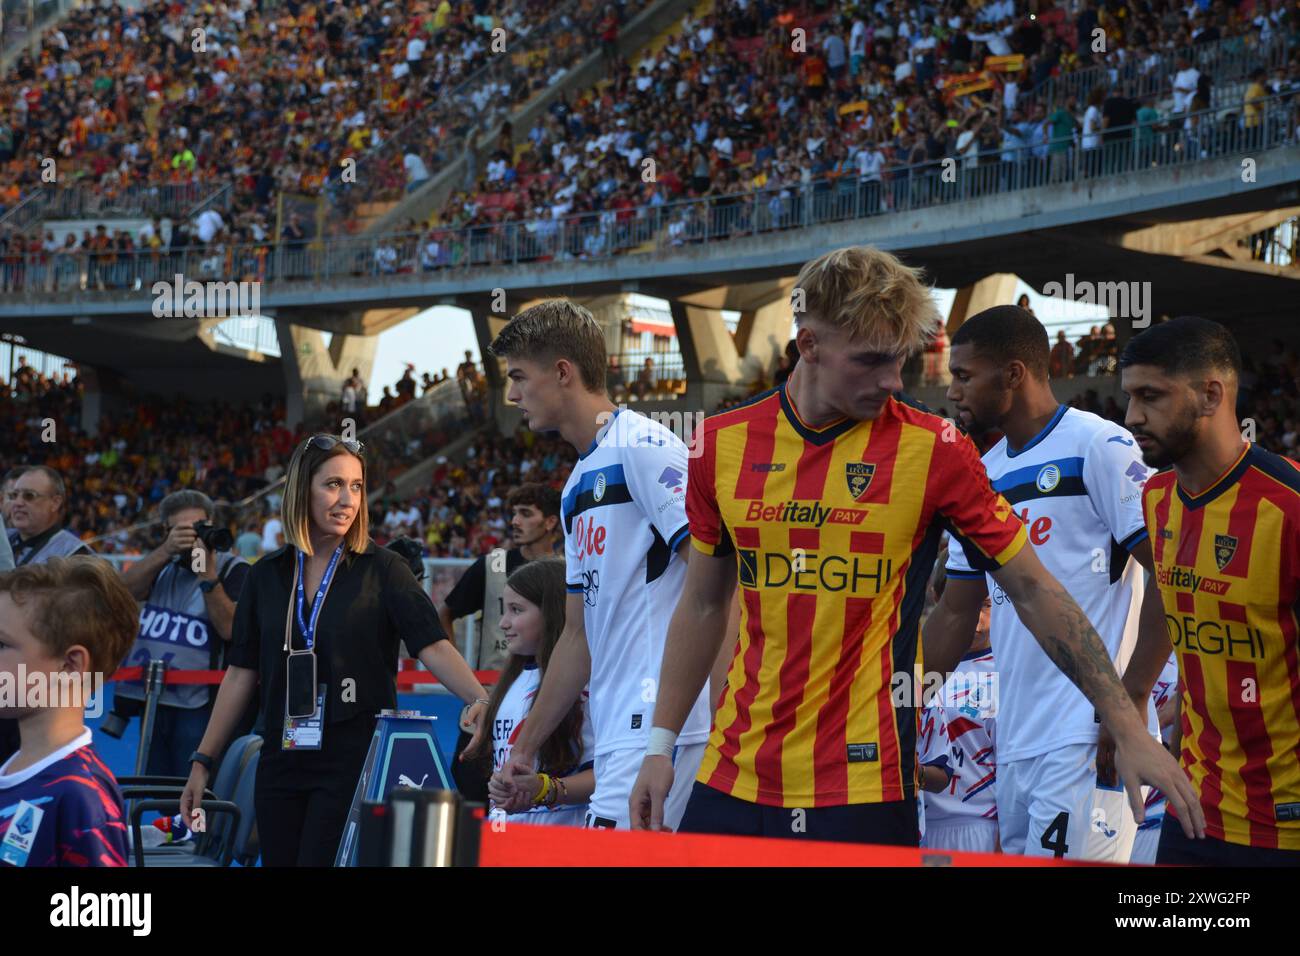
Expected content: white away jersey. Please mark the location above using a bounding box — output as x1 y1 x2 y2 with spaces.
562 408 711 756
920 648 998 824
946 406 1159 763
491 663 595 824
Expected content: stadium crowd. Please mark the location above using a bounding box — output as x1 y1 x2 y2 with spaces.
409 0 1298 259
0 0 651 237
0 0 1294 292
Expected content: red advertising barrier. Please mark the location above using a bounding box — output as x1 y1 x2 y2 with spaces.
477 818 1090 867
108 667 502 687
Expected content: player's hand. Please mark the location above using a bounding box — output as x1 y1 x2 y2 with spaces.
179 764 209 834
629 755 674 831
501 748 537 793
1114 726 1205 839
489 772 538 813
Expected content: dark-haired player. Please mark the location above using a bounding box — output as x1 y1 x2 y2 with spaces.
1121 316 1300 865
928 305 1164 862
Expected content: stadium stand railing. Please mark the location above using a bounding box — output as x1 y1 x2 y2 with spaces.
0 0 76 64
0 181 232 234
1027 32 1294 111
354 376 481 489
8 93 1294 293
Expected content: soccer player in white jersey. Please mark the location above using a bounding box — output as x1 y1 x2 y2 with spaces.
489 300 716 830
925 305 1166 862
920 594 999 854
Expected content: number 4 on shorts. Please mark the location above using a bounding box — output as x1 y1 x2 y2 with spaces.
1040 811 1070 858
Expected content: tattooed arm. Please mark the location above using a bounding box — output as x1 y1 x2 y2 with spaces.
989 544 1205 839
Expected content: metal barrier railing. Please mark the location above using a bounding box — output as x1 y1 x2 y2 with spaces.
0 181 233 233
1 93 1295 296
0 0 76 61
357 378 482 489
1024 32 1293 111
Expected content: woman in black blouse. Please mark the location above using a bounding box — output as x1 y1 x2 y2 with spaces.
181 435 489 866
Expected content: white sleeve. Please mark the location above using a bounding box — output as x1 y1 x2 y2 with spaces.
1082 422 1154 554
620 419 691 553
944 531 983 579
562 491 583 596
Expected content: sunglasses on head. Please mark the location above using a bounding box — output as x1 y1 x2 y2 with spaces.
304 435 365 455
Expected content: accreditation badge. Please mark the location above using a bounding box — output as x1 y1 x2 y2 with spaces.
282 684 327 751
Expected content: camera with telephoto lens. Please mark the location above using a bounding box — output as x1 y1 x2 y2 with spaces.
192 521 234 552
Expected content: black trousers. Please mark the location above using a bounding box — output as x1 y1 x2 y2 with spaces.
678 781 920 846
1156 813 1300 867
255 713 376 866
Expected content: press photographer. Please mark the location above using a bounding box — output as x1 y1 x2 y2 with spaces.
114 491 251 776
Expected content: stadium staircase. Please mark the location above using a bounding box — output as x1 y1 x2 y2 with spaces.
352 0 705 239
352 376 491 500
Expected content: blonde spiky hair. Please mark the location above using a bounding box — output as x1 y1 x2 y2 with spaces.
792 246 941 356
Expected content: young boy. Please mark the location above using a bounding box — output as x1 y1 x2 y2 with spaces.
0 557 137 867
920 596 999 853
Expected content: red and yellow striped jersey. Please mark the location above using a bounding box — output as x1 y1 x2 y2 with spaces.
687 385 1027 807
1143 443 1300 849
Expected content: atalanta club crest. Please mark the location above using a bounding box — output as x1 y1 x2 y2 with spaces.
846 462 876 501
1213 533 1238 571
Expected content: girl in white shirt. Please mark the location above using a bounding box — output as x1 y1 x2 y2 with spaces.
472 558 594 826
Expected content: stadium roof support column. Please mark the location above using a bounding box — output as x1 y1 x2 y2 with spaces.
274 318 377 430
78 365 131 440
945 273 1021 335
734 295 794 386
461 294 510 435
667 297 745 413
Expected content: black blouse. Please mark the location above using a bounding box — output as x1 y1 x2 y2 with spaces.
227 541 447 741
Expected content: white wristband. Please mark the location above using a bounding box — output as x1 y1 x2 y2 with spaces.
646 726 678 758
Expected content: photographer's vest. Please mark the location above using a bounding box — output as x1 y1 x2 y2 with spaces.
480 552 511 672
116 553 247 709
8 527 91 566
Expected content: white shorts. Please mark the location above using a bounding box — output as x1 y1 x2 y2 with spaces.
921 817 998 854
998 742 1143 862
584 742 706 831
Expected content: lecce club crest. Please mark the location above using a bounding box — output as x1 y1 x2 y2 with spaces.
1213 533 1238 571
846 462 876 501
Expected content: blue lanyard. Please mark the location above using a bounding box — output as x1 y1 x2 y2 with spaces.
295 545 343 651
